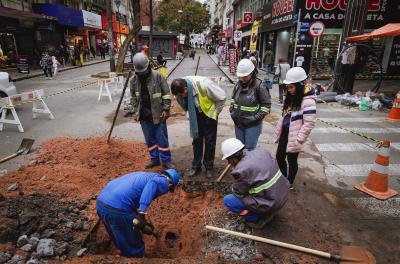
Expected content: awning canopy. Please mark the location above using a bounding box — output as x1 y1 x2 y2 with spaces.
346 23 400 41
0 6 55 21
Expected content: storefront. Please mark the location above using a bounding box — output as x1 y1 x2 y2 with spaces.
82 10 102 50
294 0 400 78
235 19 252 52
259 0 296 66
101 11 129 50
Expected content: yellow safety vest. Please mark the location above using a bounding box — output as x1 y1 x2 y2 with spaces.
187 76 218 120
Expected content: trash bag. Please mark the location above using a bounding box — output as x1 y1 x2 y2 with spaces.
371 99 382 110
359 98 372 111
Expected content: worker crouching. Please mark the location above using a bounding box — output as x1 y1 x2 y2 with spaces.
221 138 289 228
96 169 180 257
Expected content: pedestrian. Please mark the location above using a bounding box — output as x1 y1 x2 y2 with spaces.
130 53 173 169
51 55 60 77
170 76 226 178
274 67 317 189
74 46 81 66
96 169 180 257
275 57 291 104
230 59 271 151
90 46 96 59
40 51 52 80
100 44 106 59
84 46 90 61
189 48 196 60
221 138 289 228
156 52 166 67
262 49 273 73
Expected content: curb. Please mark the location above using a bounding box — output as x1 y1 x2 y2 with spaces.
166 52 188 79
205 52 235 84
12 55 130 82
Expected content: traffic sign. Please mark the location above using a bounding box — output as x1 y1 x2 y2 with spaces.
234 30 242 42
243 12 253 24
309 21 325 37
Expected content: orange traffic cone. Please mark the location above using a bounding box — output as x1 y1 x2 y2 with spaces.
355 140 397 200
387 92 400 121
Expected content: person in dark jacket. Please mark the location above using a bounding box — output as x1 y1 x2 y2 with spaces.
230 58 271 150
221 138 289 228
96 169 180 257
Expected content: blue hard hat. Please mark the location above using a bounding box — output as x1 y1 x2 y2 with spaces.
162 169 181 191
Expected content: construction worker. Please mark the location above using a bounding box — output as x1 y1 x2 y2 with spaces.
130 52 173 169
221 138 289 228
231 58 271 150
171 76 226 178
96 169 180 257
141 44 149 57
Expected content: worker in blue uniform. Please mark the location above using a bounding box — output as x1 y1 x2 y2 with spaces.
96 169 180 257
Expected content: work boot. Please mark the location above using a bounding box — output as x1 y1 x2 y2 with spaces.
205 168 214 178
145 160 160 169
188 168 201 177
245 214 274 229
162 162 174 169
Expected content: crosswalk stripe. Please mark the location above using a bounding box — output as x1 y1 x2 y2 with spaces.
326 164 400 177
315 143 376 152
319 117 384 123
312 127 400 134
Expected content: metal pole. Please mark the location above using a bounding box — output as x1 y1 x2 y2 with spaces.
149 0 153 58
106 0 116 72
292 8 301 67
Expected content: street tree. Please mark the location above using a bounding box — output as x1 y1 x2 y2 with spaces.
155 0 210 42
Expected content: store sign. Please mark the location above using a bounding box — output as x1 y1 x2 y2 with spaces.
299 0 399 28
309 21 324 37
229 49 235 73
82 10 102 29
243 12 253 24
260 0 295 32
249 20 260 52
17 57 29 74
234 30 242 42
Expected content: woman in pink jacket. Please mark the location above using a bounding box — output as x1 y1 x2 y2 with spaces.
274 67 317 189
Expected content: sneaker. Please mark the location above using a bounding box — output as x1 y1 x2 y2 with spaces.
162 162 174 169
289 184 294 190
188 167 201 177
144 160 161 169
245 214 274 229
205 168 214 178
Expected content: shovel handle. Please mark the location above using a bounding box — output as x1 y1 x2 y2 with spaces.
0 153 18 164
205 225 334 260
217 164 232 182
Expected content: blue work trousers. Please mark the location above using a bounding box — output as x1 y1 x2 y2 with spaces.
192 111 217 169
96 201 144 257
140 120 171 164
234 123 262 151
223 194 260 222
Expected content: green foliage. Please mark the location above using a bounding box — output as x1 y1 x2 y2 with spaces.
155 0 210 35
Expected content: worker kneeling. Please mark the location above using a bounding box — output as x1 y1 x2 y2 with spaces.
96 169 180 257
221 138 289 228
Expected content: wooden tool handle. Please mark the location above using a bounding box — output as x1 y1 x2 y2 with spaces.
205 225 332 259
217 164 232 182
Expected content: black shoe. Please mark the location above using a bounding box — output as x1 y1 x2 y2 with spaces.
162 162 174 169
205 168 214 178
245 214 274 229
145 160 160 169
188 168 201 177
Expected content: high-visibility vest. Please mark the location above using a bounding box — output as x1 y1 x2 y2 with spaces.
186 76 218 120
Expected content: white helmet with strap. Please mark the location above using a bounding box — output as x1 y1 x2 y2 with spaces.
236 59 255 77
221 138 245 160
283 67 308 84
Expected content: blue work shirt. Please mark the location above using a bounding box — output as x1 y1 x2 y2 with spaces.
97 171 170 213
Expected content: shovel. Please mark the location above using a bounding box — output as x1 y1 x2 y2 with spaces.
0 138 35 164
205 225 376 263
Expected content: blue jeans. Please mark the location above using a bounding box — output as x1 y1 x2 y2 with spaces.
234 123 262 151
223 194 259 222
96 201 144 257
140 120 171 164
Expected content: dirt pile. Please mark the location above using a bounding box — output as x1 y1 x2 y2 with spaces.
0 136 149 201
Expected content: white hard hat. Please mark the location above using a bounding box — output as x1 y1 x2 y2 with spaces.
283 67 308 84
221 138 245 160
236 59 255 77
133 52 149 73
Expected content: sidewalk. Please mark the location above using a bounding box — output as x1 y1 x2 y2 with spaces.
4 55 123 82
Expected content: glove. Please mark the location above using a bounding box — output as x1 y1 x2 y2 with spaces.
142 222 155 235
132 212 146 230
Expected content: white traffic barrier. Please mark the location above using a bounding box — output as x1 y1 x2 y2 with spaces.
0 89 54 133
97 75 124 102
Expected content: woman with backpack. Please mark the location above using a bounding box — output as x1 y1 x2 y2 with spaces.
274 67 317 190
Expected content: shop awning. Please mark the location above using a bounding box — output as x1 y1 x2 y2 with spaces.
346 23 400 41
0 6 55 21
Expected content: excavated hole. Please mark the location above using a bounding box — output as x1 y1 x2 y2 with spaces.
164 232 178 248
